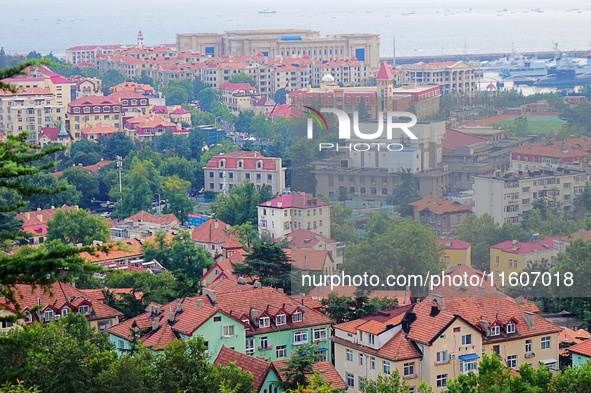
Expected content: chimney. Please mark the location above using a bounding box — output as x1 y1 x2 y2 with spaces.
196 299 204 310
431 294 444 309
152 317 160 330
250 308 260 322
175 302 182 313
303 256 308 267
277 288 284 293
168 307 175 323
37 214 43 222
253 281 262 288
237 277 246 285
214 220 219 229
203 267 208 276
319 370 326 381
203 288 217 305
524 311 535 329
479 319 490 335
25 212 30 220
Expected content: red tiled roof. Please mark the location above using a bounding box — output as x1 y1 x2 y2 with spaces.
568 339 591 357
259 193 328 209
79 238 144 263
215 346 275 391
490 237 555 255
376 61 394 80
220 82 256 92
278 229 338 249
15 206 78 229
171 108 190 114
436 238 471 250
69 96 119 106
511 142 589 162
290 249 332 272
204 151 279 170
429 264 499 298
410 196 473 215
223 233 243 250
126 211 181 226
443 129 488 149
80 122 119 135
555 229 591 242
206 276 253 294
405 301 459 345
0 282 122 321
191 219 231 244
39 127 60 141
274 360 346 390
80 287 144 301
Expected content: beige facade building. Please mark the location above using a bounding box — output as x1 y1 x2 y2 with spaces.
258 193 330 239
67 96 121 139
203 151 286 195
219 82 256 113
176 30 381 68
474 168 588 224
401 61 481 96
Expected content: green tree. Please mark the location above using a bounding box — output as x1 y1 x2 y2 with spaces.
330 204 359 245
61 166 100 208
162 175 194 221
21 171 81 210
456 214 501 271
232 239 295 293
360 370 410 393
211 181 274 226
101 70 126 95
134 70 154 86
274 88 287 105
206 362 255 393
320 292 398 323
229 72 257 88
47 208 110 245
357 100 370 121
390 168 419 217
99 132 134 160
511 116 529 136
198 87 218 112
338 186 349 201
111 159 159 218
280 343 321 390
228 221 259 248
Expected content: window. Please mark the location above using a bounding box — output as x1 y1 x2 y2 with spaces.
368 333 375 345
25 313 32 323
246 337 255 354
358 376 365 389
506 322 516 334
118 339 125 350
436 374 447 388
93 106 100 113
493 345 500 354
43 309 54 321
223 325 235 337
346 349 353 362
462 334 472 345
404 362 415 377
359 353 364 366
259 316 270 328
461 358 478 374
313 328 327 342
214 316 222 322
276 345 287 358
541 336 551 349
359 331 364 342
346 373 354 388
293 330 308 345
525 339 532 353
61 307 69 316
292 310 303 322
370 357 376 370
73 107 80 113
1 321 14 329
453 327 461 333
436 351 448 363
383 361 391 375
79 305 90 315
490 325 500 336
275 313 286 326
260 336 269 350
507 355 517 368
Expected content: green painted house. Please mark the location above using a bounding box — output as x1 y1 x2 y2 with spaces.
215 346 283 393
108 286 333 362
569 339 591 367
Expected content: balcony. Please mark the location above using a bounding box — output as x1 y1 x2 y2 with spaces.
258 344 273 351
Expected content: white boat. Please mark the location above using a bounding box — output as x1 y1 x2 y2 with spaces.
258 8 276 14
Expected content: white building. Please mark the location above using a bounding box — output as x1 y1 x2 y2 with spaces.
474 168 588 225
258 193 330 239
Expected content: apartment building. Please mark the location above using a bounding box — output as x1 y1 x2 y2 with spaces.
401 61 481 96
203 151 286 195
310 59 373 87
409 196 473 237
553 229 591 254
219 82 256 112
473 168 588 224
65 44 124 65
176 29 380 68
124 114 187 141
258 193 330 239
67 96 121 139
191 219 233 258
278 228 345 268
108 286 332 362
510 140 591 172
490 237 555 280
0 282 122 333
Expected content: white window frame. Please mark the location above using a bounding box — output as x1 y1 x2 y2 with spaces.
541 336 551 349
246 337 255 354
368 333 375 345
293 330 308 345
276 345 287 358
404 362 415 376
525 339 532 353
222 325 235 337
383 361 391 375
79 305 90 315
507 355 518 368
462 334 472 345
43 309 54 321
61 307 69 316
506 322 516 334
490 325 500 336
346 349 353 362
259 316 270 328
436 350 448 363
275 313 286 326
436 374 448 388
460 359 478 374
292 310 303 323
313 327 327 342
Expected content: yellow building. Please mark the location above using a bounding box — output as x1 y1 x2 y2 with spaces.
490 237 555 282
67 95 121 139
436 238 472 267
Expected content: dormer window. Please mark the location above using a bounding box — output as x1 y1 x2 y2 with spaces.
131 99 138 106
276 312 286 326
61 307 69 316
238 160 244 168
241 317 250 325
79 305 90 315
292 310 303 323
73 107 80 113
259 316 270 328
369 333 375 345
24 312 33 323
256 160 263 169
506 322 516 334
43 309 54 321
490 325 500 336
219 159 225 168
83 107 90 113
93 106 100 113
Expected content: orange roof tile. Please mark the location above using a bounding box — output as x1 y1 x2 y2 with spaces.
568 339 591 357
191 219 232 244
126 211 181 226
273 360 346 390
79 239 144 263
290 249 332 272
216 346 275 391
409 196 473 215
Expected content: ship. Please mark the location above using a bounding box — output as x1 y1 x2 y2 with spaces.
500 58 549 78
533 69 591 88
258 8 276 14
